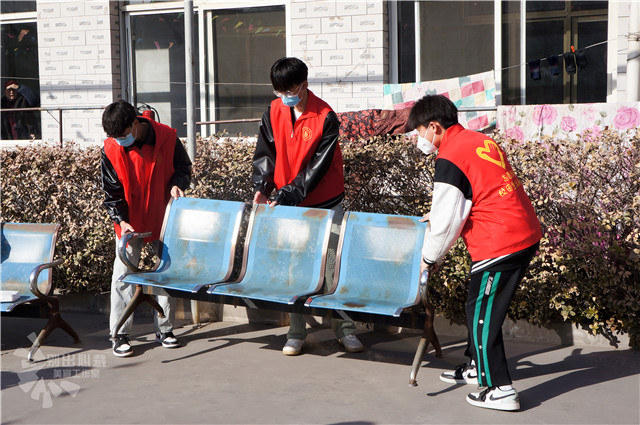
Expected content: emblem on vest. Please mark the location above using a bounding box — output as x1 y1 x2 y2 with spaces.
476 140 506 169
302 127 312 142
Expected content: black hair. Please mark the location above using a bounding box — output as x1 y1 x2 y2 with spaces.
102 100 137 137
270 57 308 93
406 95 459 131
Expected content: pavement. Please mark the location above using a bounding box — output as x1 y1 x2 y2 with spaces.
1 311 639 425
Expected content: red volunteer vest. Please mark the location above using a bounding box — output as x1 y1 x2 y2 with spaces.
269 90 344 207
437 124 542 261
103 119 176 241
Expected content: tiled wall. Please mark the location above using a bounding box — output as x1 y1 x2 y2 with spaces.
37 0 121 145
290 0 387 112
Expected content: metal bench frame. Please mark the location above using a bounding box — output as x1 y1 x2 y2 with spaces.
1 223 80 361
112 198 441 386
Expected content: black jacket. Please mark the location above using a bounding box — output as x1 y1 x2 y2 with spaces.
252 105 343 208
1 85 40 139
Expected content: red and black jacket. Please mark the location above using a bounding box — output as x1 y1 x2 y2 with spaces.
101 117 191 241
422 124 541 267
252 90 344 208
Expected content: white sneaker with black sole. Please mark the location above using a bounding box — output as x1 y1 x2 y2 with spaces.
440 362 478 385
282 338 304 356
466 386 520 411
112 334 133 357
156 331 180 348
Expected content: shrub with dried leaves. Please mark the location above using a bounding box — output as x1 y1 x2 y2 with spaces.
1 128 638 347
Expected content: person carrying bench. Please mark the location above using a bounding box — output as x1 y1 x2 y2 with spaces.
407 95 541 411
252 57 363 356
101 100 192 357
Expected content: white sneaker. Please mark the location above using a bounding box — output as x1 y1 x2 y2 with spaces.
283 338 304 356
466 386 520 411
339 334 364 353
112 334 133 357
156 332 180 348
440 362 478 385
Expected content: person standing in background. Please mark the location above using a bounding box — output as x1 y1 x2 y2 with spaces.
252 57 364 356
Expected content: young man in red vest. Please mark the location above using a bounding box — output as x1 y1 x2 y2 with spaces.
252 57 363 356
101 100 192 357
407 95 541 411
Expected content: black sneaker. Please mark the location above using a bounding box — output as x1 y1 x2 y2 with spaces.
440 362 478 385
155 331 180 348
112 334 133 357
467 386 520 411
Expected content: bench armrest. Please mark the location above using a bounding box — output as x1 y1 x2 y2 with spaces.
29 258 64 300
117 232 152 273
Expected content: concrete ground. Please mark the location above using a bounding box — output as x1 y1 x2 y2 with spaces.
1 312 638 425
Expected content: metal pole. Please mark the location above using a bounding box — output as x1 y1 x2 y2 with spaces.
184 0 199 324
520 0 526 105
626 1 640 102
184 0 196 161
388 0 399 84
414 1 421 81
58 109 63 147
494 0 502 105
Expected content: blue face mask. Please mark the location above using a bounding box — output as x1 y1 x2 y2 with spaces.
115 131 135 147
282 94 301 108
115 124 137 147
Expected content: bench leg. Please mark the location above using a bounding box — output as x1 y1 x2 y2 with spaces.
110 285 165 340
408 302 443 386
28 298 81 362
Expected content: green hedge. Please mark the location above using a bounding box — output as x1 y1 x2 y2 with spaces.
1 129 638 347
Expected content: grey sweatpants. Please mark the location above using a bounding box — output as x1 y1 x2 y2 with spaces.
109 235 175 336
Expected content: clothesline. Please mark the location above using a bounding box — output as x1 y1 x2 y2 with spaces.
2 35 630 86
500 37 615 72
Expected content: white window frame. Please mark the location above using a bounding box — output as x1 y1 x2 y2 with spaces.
388 0 511 105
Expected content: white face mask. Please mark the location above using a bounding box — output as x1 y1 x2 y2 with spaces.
417 128 437 155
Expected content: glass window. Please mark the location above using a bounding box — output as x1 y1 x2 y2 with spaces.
418 1 494 81
575 19 607 103
501 0 521 105
571 1 608 12
210 6 286 135
130 12 199 137
1 1 36 14
397 0 608 106
397 2 416 84
526 20 565 105
523 1 607 104
1 22 40 140
526 1 565 13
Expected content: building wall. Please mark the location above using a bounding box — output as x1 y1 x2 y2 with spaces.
16 0 634 145
36 0 121 145
289 0 387 112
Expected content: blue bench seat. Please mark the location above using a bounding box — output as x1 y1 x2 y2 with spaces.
1 223 79 361
119 198 245 293
305 211 427 317
208 204 334 305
